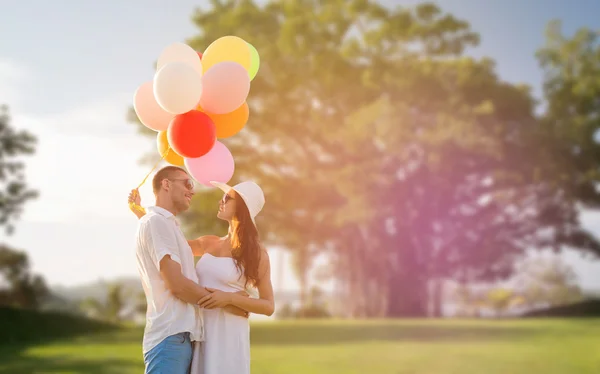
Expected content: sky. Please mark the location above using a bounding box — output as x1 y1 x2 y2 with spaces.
2 0 600 293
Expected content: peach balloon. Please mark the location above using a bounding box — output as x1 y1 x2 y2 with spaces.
133 81 174 132
199 62 250 114
157 131 184 166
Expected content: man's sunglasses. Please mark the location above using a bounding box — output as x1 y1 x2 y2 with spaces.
169 178 195 190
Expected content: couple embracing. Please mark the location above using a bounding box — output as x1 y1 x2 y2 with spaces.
129 165 274 374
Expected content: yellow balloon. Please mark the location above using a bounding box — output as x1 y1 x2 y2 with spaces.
157 131 185 166
202 36 252 73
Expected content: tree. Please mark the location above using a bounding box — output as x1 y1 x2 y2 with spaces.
451 283 486 318
451 255 583 317
513 254 583 309
0 105 38 234
0 244 49 309
135 290 147 315
130 1 600 317
183 0 521 318
79 282 126 323
485 287 517 316
0 105 45 309
535 21 600 249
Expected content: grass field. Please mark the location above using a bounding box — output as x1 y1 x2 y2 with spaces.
1 319 599 373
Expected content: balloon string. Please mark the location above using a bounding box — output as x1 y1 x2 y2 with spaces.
136 147 171 189
128 147 171 214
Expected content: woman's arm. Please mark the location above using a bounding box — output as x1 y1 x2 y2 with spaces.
198 249 275 316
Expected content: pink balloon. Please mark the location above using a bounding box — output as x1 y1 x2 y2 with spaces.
184 141 235 186
133 81 174 131
199 61 250 114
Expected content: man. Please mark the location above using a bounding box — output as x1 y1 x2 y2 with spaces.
134 166 247 374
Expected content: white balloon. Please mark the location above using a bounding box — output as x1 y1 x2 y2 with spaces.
157 42 203 77
153 62 203 115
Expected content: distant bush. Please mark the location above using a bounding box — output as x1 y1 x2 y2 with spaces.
0 306 119 345
276 303 332 319
296 304 332 318
275 303 296 319
523 299 600 317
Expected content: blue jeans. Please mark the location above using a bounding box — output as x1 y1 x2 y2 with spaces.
144 332 192 374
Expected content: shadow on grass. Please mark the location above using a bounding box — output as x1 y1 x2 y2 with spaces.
0 355 144 374
0 307 121 344
66 327 144 345
0 319 557 373
0 333 143 374
249 322 543 346
0 328 143 373
0 307 140 373
42 320 546 347
0 354 140 374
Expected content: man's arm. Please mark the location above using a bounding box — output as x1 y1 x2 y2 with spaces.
145 216 209 303
160 255 210 303
146 217 247 317
161 257 248 317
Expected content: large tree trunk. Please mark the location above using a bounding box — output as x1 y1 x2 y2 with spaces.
387 272 428 316
298 253 309 311
348 232 366 318
333 227 372 318
386 245 429 317
430 278 444 318
276 248 285 292
366 277 388 317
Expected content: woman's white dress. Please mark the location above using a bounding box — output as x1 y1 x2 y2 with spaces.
191 253 250 374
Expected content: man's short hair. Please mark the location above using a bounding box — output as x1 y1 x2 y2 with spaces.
152 166 187 194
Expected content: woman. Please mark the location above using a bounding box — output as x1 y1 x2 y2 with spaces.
128 180 274 374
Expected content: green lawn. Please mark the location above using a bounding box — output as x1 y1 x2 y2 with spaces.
1 319 598 373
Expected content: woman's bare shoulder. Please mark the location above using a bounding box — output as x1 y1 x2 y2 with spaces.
198 235 221 246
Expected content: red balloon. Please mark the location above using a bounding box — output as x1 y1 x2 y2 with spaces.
167 110 216 158
197 52 203 60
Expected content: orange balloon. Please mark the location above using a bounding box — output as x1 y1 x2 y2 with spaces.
157 131 185 166
197 102 249 138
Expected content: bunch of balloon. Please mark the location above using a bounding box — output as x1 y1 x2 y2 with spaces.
131 36 260 202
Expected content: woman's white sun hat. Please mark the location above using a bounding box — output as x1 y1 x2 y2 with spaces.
210 180 265 226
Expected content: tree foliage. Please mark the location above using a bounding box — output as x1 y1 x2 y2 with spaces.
0 244 49 309
0 105 44 309
513 254 584 308
535 20 600 250
0 105 38 234
130 1 600 316
79 282 127 323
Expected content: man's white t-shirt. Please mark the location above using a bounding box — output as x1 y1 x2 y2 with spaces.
135 206 204 354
